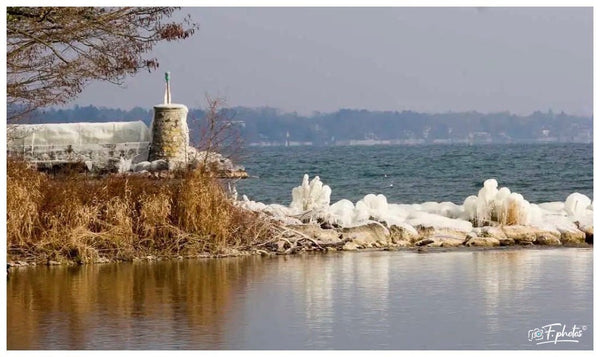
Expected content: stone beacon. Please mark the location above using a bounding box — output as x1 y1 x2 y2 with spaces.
148 72 190 164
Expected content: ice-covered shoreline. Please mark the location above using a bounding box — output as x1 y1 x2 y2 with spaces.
237 175 593 250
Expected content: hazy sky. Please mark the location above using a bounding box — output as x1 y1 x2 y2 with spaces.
70 7 593 116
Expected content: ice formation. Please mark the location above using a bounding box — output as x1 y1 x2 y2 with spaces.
7 121 150 147
463 178 538 226
290 174 332 212
238 175 593 238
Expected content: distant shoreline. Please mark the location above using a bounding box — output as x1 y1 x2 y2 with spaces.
246 140 594 147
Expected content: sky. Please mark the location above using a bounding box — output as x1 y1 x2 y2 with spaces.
69 7 593 116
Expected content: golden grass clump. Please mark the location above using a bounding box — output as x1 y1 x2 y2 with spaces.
7 159 274 263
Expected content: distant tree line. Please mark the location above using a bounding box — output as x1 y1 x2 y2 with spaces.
16 105 593 145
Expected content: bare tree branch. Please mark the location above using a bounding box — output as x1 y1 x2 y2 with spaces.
7 7 199 121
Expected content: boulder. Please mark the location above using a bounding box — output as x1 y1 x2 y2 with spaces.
558 228 586 245
475 226 507 240
415 235 464 247
133 161 151 172
464 236 500 247
342 241 360 251
287 224 341 245
414 225 468 241
389 223 419 244
578 225 593 244
502 225 537 245
534 235 562 246
342 222 390 248
150 159 169 172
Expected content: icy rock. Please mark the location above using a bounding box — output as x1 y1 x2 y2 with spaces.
290 174 332 212
131 153 148 165
342 241 360 251
133 161 151 172
263 204 293 218
354 194 389 223
501 225 538 245
415 236 464 247
534 235 562 246
577 222 593 244
472 226 507 240
328 199 355 227
150 159 169 171
407 211 473 234
464 236 500 247
565 193 592 218
286 224 341 245
341 222 390 248
116 157 132 173
389 223 419 244
558 228 586 245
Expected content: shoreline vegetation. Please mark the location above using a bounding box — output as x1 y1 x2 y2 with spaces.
7 159 272 267
7 159 593 270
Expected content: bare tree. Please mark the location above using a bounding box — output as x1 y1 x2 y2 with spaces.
191 95 244 170
7 7 198 121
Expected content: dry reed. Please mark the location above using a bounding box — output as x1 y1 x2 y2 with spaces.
7 159 274 263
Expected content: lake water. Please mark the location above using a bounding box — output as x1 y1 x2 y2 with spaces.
7 248 592 349
236 144 593 205
7 143 594 350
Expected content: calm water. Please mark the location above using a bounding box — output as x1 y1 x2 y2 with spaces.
7 143 594 350
236 144 593 205
7 249 592 349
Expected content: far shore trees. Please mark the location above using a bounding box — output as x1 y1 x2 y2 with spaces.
7 7 198 120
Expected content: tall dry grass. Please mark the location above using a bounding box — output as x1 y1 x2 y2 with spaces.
7 159 273 263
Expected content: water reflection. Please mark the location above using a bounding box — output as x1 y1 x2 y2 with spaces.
8 258 264 349
7 249 593 350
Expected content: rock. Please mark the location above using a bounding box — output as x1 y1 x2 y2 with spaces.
502 225 537 245
415 225 468 241
320 221 334 230
342 241 359 251
499 237 515 246
149 159 169 172
287 224 341 245
342 222 390 248
415 236 463 247
133 161 151 172
415 238 435 247
558 228 586 245
584 231 593 244
475 226 507 240
464 237 500 247
534 235 562 246
393 240 412 248
48 260 61 266
389 224 419 244
95 257 110 264
436 236 465 247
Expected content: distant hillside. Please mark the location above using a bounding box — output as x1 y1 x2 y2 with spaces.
15 105 593 146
